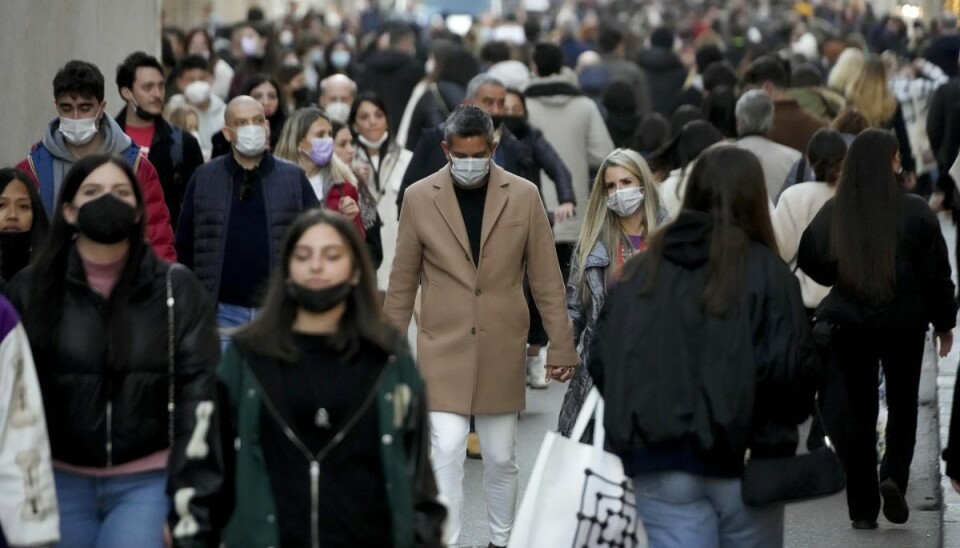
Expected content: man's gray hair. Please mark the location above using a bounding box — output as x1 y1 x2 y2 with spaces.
319 74 358 97
444 105 495 148
735 89 774 137
465 73 505 101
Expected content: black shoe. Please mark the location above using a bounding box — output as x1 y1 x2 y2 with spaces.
880 479 909 524
487 544 505 548
851 520 878 530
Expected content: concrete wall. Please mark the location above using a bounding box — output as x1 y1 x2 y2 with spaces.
0 0 161 165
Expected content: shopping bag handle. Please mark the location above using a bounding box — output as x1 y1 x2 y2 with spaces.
569 387 606 449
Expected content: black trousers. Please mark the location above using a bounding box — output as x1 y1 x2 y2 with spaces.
524 274 548 346
825 326 926 522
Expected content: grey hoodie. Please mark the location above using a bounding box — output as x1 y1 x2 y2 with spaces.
40 114 134 205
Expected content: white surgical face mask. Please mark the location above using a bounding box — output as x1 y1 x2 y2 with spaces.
606 187 644 217
59 107 101 146
358 132 388 150
183 80 212 106
450 157 490 188
324 101 351 124
232 125 267 157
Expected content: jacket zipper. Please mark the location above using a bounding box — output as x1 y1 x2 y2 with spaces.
105 400 113 467
250 359 390 548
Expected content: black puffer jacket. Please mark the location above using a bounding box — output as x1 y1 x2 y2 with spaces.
7 246 224 545
635 48 689 117
589 212 820 474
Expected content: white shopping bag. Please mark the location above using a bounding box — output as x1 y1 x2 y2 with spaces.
508 388 646 548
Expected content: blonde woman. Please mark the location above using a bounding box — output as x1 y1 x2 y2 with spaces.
845 56 916 184
558 148 669 437
275 107 365 237
827 47 865 94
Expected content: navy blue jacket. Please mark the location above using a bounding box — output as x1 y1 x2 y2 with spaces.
175 153 319 300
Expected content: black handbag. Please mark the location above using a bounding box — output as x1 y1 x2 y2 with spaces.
741 405 846 506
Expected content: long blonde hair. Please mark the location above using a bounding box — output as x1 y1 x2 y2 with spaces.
572 148 662 304
826 47 864 93
275 107 356 185
845 56 897 127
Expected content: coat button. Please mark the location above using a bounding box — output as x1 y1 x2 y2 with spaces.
382 434 393 445
475 289 482 296
471 327 476 335
247 389 256 398
266 514 275 523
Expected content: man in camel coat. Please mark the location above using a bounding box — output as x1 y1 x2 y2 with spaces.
384 105 579 548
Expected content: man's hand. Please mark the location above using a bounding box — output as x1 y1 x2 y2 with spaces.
554 202 575 223
546 365 575 382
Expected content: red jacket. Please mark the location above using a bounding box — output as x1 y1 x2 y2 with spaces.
324 182 366 238
17 150 177 262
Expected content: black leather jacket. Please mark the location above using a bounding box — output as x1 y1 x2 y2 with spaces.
7 246 224 546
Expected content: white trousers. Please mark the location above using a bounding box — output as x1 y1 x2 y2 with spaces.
430 412 519 547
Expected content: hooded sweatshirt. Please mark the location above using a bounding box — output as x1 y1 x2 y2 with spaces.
524 74 615 243
16 115 176 261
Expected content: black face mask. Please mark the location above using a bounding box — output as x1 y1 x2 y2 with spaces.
0 231 33 281
292 87 310 105
286 280 354 313
490 115 503 131
500 115 527 138
75 194 138 244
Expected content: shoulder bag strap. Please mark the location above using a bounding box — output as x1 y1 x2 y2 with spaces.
167 264 178 448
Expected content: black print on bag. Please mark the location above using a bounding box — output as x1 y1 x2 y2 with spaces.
572 469 640 548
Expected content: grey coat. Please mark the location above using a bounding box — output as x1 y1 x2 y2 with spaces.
557 242 610 437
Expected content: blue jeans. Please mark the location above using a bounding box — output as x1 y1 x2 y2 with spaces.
632 471 784 548
54 469 169 548
217 303 256 352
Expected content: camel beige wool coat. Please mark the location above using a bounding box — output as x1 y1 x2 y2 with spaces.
384 163 579 415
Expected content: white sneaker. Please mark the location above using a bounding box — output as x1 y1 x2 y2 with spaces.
526 350 549 389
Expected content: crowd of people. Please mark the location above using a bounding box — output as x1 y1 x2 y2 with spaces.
6 0 960 546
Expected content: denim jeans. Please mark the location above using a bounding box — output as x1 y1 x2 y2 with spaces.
632 471 784 548
217 303 256 352
54 469 169 548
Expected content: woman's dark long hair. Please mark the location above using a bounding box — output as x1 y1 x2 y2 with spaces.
24 154 148 364
638 145 778 316
233 209 400 363
806 128 847 184
243 73 286 148
831 128 901 304
0 168 50 254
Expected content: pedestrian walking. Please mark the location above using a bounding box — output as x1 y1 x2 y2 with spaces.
6 154 223 548
217 209 445 547
590 144 820 548
0 169 48 284
798 128 956 529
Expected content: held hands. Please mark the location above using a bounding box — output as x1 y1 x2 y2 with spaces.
546 365 575 382
935 330 954 358
554 203 575 223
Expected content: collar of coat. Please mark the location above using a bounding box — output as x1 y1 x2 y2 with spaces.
430 162 511 267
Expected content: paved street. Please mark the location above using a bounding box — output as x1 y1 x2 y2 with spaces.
455 212 960 548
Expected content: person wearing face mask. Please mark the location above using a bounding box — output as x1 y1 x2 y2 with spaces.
347 93 412 289
324 38 356 79
116 52 204 228
556 149 668 440
0 169 49 286
6 155 224 548
176 96 320 350
16 60 177 262
166 55 227 156
398 74 576 221
216 209 445 547
228 23 278 100
318 74 357 125
278 63 314 114
355 23 425 138
383 105 579 548
275 108 365 237
184 27 235 100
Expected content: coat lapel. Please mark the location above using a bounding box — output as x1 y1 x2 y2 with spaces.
479 164 509 262
432 168 473 264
